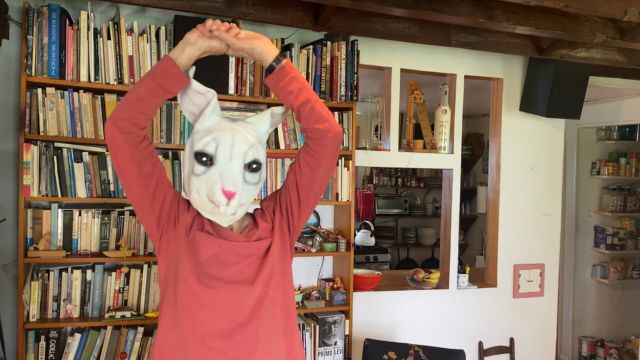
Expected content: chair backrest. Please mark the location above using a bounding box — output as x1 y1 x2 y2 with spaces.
478 337 515 360
363 338 466 360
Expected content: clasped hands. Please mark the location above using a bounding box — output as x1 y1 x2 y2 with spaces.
169 19 280 72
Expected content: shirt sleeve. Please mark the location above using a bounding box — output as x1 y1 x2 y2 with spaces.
260 60 343 253
105 55 192 256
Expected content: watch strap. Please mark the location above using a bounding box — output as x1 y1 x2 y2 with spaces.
265 52 287 77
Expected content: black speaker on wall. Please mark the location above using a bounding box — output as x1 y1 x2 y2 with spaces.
519 57 591 120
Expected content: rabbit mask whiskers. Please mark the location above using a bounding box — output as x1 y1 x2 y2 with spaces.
178 67 287 227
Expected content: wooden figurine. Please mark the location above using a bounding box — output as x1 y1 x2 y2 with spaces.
102 236 136 258
27 233 66 258
405 80 434 152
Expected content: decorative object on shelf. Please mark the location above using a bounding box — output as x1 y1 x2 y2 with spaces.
102 237 135 258
357 95 387 150
434 84 451 153
355 221 375 246
27 233 66 258
513 263 545 298
103 306 143 321
353 268 382 291
404 80 434 152
406 268 440 289
303 299 326 308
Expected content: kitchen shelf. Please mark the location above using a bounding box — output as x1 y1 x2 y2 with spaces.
591 247 640 256
591 277 640 285
595 140 640 144
24 317 158 329
595 211 640 217
590 175 640 180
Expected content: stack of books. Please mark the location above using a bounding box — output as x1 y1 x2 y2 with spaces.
26 207 151 256
257 158 352 202
26 326 156 360
297 312 346 360
25 4 172 85
25 263 159 322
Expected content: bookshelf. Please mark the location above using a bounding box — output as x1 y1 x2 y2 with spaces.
16 3 357 359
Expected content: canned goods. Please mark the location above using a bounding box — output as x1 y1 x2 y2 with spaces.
592 161 600 175
580 336 597 360
604 341 621 360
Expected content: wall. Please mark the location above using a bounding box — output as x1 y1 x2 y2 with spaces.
0 1 566 359
560 95 640 359
353 38 565 360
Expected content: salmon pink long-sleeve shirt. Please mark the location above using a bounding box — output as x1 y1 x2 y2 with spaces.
105 56 343 359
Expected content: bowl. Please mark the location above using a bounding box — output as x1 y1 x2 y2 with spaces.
353 268 383 291
417 227 436 246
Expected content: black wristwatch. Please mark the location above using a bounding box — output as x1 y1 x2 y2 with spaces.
265 52 287 77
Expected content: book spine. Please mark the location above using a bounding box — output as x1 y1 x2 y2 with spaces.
26 7 35 77
228 56 236 95
91 264 104 318
123 328 137 359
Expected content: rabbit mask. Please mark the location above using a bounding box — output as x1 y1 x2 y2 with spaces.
178 68 287 227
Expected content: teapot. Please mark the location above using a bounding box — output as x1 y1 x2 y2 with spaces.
355 221 376 246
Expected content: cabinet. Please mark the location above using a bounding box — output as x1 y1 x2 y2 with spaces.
16 3 357 359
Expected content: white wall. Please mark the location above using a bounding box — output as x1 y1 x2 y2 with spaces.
353 38 565 360
0 2 567 359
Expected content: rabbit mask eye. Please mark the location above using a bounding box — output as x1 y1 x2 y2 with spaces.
194 151 214 167
244 160 262 173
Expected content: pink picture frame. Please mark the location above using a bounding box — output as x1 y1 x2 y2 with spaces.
513 263 545 298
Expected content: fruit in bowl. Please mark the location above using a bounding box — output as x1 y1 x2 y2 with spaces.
353 268 383 291
406 268 440 289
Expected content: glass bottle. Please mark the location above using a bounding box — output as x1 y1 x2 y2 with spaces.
434 84 451 153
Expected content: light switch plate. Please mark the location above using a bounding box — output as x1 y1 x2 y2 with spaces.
513 263 545 298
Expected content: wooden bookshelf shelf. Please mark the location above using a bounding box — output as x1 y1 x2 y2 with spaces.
24 255 157 264
24 317 158 329
296 305 350 314
293 251 351 258
25 76 355 110
18 4 357 359
23 134 354 156
25 196 130 204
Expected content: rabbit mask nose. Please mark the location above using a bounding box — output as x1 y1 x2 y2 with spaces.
222 188 236 201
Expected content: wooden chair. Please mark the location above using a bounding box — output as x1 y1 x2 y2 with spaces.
478 337 515 360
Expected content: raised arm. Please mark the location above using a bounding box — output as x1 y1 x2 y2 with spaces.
209 25 343 250
105 22 231 254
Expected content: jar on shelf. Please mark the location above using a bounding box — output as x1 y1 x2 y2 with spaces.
597 127 609 141
600 185 623 212
610 126 620 140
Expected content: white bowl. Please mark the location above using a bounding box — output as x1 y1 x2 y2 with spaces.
417 227 437 246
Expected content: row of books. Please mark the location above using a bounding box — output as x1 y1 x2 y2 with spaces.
26 326 155 360
25 263 159 322
25 3 173 85
26 207 152 255
23 141 125 198
25 3 359 101
25 86 351 150
257 157 352 202
298 312 346 360
25 87 194 145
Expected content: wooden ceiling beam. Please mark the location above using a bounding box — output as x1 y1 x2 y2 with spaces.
302 0 640 50
498 0 640 23
111 0 640 70
315 5 337 27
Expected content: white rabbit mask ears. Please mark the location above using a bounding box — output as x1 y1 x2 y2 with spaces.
177 67 287 142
